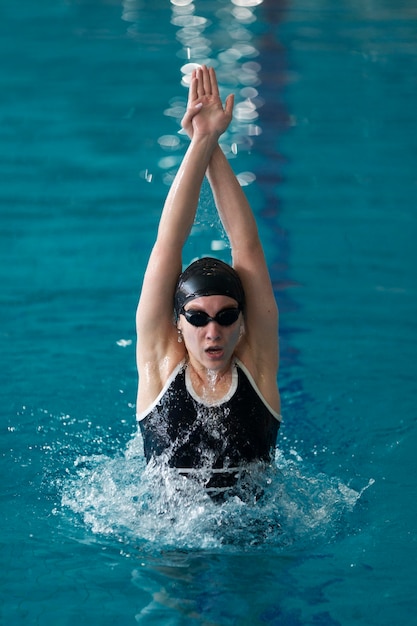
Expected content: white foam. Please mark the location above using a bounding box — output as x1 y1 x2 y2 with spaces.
60 440 371 554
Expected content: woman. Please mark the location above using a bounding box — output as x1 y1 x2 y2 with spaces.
136 66 281 499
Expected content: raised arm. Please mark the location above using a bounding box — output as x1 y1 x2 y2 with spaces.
208 146 278 358
136 69 234 408
183 68 279 386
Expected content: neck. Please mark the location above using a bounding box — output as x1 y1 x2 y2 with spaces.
187 358 233 400
188 358 231 382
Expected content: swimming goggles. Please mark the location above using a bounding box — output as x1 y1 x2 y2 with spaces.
180 306 241 327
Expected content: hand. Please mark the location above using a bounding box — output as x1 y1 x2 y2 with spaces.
181 65 234 140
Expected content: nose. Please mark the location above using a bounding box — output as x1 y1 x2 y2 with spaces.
205 321 221 340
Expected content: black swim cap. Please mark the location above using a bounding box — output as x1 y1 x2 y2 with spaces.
174 257 245 317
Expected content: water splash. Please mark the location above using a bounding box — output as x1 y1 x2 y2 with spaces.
60 436 371 554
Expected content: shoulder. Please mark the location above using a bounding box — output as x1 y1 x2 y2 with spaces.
234 358 281 419
136 358 186 421
233 346 281 416
136 341 186 414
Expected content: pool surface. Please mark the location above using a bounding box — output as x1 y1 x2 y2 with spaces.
1 0 416 624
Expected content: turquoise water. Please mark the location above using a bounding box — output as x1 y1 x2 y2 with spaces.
1 0 416 624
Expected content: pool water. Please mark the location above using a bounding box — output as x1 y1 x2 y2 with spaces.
1 0 416 624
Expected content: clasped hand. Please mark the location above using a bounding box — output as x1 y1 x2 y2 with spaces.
181 65 234 140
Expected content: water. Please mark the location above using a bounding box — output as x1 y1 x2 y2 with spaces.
1 0 416 624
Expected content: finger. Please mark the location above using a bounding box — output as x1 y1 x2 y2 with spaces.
188 70 198 105
224 93 235 118
202 65 212 95
183 101 202 121
181 102 202 130
196 67 205 98
209 66 219 97
181 109 192 130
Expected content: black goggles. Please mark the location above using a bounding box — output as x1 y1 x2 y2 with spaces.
180 306 241 327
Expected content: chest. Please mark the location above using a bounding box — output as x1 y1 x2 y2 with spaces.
139 366 279 467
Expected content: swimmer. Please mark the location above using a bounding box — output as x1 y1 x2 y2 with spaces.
136 65 281 500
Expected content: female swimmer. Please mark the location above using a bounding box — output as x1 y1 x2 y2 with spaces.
135 66 281 499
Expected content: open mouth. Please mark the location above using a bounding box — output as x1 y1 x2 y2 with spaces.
205 346 223 356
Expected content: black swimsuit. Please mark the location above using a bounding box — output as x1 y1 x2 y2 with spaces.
137 359 281 497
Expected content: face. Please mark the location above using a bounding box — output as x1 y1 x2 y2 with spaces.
177 295 243 372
